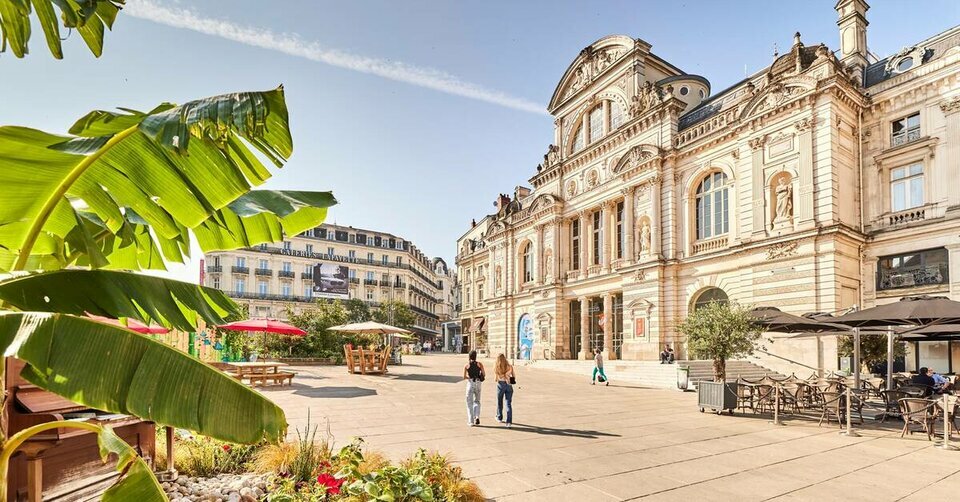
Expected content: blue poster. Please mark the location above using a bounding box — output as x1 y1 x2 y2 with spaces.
517 314 535 360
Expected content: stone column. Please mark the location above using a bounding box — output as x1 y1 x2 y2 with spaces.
578 211 588 278
651 175 663 256
552 218 562 283
749 136 766 236
603 201 614 272
579 296 590 360
795 118 814 225
623 186 636 263
603 292 614 360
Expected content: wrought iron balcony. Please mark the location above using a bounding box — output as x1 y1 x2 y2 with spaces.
379 280 391 287
206 265 222 273
278 270 295 278
364 279 378 286
300 272 313 280
254 268 273 276
231 266 249 274
349 277 360 284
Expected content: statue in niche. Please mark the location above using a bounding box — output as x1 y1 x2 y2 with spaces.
495 265 503 292
639 220 652 255
773 176 793 225
544 248 554 280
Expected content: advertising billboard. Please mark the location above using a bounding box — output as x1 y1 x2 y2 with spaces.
312 263 349 298
517 313 535 360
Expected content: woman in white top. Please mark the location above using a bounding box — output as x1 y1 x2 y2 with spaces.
495 353 515 427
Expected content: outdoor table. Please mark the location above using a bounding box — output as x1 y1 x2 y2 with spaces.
227 362 289 386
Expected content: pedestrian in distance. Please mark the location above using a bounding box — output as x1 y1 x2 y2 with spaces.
463 350 485 425
592 347 609 386
494 353 515 427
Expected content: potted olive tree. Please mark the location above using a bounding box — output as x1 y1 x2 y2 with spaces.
678 301 763 415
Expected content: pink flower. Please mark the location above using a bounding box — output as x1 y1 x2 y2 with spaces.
316 473 344 495
221 444 232 452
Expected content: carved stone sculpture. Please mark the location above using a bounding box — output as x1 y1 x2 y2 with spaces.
773 176 793 224
639 220 652 255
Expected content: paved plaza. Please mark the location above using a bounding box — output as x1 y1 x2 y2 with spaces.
261 355 960 501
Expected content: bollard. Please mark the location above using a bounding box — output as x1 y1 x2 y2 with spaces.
841 386 860 437
770 384 784 426
937 393 958 451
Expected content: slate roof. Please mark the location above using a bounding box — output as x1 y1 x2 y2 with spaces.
864 26 960 87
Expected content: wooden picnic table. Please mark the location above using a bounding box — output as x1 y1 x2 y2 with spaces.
226 362 294 387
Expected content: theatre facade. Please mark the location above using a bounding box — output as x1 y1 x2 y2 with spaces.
456 1 960 374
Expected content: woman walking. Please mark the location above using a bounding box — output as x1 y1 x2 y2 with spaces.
592 347 609 386
494 354 515 427
463 350 485 426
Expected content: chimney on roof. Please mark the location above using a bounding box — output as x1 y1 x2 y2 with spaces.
495 194 511 211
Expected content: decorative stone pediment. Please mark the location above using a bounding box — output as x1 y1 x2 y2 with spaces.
738 77 816 121
529 194 560 214
549 35 635 111
626 297 654 315
613 144 660 174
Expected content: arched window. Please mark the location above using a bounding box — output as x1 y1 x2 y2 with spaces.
571 123 585 153
610 102 623 130
589 106 604 143
695 171 730 240
521 242 533 283
693 287 728 311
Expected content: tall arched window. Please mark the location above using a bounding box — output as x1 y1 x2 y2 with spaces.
571 123 585 153
589 106 604 143
610 102 623 130
695 171 730 240
521 242 533 283
693 287 728 311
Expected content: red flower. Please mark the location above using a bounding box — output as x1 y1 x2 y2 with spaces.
316 473 344 495
221 444 232 452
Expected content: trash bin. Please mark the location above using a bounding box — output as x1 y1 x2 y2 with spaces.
677 366 691 391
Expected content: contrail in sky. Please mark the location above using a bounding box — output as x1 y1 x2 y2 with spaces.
124 0 548 115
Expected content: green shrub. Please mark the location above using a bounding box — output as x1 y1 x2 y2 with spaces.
157 430 262 477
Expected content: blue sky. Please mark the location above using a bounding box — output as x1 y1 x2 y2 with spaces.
3 0 957 280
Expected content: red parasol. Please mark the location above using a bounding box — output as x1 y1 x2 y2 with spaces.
86 313 171 334
217 318 307 336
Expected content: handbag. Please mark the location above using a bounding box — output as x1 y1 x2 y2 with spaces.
509 375 517 385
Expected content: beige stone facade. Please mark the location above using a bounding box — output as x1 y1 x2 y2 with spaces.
204 223 446 339
456 2 960 374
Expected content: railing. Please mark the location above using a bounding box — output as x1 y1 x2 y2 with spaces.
891 128 921 148
349 277 360 284
255 268 273 276
887 207 925 226
565 270 581 280
226 291 312 302
692 236 728 255
231 266 249 274
394 281 407 288
300 272 313 279
379 280 391 287
410 305 439 320
363 279 378 286
278 270 295 278
242 245 439 286
206 265 222 273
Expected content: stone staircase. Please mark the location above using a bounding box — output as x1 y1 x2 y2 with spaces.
527 358 785 390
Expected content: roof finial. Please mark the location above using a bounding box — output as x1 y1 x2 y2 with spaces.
793 32 802 47
773 42 779 59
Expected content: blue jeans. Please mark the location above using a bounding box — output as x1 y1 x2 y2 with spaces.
592 366 607 382
496 381 513 424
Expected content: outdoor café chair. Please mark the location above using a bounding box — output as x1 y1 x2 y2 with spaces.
755 384 777 414
818 391 845 427
898 398 938 440
862 377 885 399
735 381 755 413
781 383 803 414
879 390 910 423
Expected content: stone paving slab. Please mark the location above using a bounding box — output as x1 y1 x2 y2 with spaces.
259 355 960 500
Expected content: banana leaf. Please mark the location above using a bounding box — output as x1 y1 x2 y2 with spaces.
0 312 287 444
0 0 123 58
0 270 240 331
0 87 307 273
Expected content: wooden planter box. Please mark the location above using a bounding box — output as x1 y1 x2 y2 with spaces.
698 381 738 415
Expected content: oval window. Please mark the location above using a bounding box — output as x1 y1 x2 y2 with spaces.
896 57 913 72
698 89 706 99
679 86 689 96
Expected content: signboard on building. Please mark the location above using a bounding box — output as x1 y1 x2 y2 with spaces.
634 318 645 339
517 313 535 360
312 263 349 298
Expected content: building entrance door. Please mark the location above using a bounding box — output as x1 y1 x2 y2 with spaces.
569 300 581 358
612 294 623 359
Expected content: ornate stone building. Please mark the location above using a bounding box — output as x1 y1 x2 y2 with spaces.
457 2 960 374
205 223 445 340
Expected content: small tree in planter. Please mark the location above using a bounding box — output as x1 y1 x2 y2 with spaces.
678 301 763 382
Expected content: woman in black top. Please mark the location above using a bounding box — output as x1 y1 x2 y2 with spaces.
463 350 485 426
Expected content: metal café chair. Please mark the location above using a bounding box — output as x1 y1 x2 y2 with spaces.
898 398 938 441
878 390 910 423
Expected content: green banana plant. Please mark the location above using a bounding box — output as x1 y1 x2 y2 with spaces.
0 87 335 499
0 0 124 58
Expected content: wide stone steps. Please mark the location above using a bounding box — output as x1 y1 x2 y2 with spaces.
526 358 786 389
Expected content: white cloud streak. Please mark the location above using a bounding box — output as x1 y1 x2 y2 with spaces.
124 0 547 115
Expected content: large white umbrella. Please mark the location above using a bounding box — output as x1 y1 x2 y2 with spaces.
329 321 416 338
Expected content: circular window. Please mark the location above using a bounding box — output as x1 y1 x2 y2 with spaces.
679 86 689 96
896 57 914 72
698 89 706 99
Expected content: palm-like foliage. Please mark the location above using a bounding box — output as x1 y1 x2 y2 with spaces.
0 87 335 499
0 0 124 58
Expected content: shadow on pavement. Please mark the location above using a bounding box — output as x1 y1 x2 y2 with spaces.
478 423 621 439
290 385 377 398
391 374 463 384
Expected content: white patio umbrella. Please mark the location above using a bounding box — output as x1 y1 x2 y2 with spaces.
329 321 415 338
